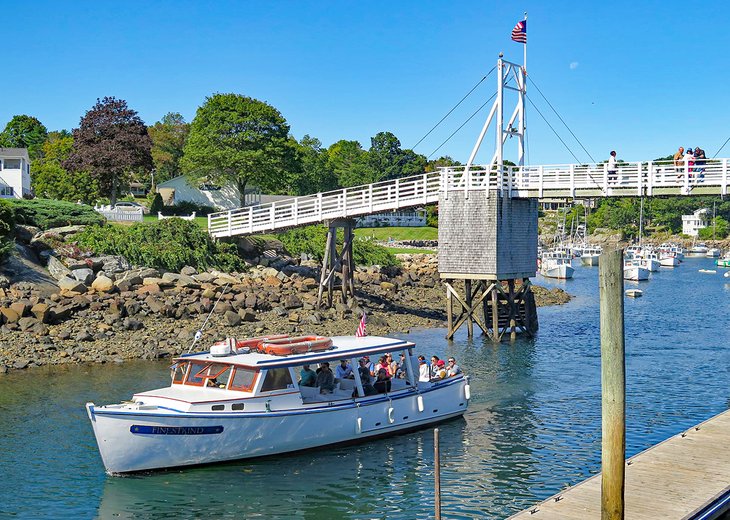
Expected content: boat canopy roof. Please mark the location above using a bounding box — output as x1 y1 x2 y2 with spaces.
177 336 415 369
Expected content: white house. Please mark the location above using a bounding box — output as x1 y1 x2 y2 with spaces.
156 176 299 210
682 208 709 236
356 209 427 228
0 147 32 199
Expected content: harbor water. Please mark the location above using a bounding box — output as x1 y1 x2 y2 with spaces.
1 256 728 519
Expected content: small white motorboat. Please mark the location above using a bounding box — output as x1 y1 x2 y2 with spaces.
579 246 602 267
540 251 574 279
86 334 469 474
625 289 643 298
659 254 680 268
624 260 649 281
686 243 709 257
698 269 716 274
705 248 721 258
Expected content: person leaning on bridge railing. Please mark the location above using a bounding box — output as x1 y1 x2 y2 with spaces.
673 146 685 180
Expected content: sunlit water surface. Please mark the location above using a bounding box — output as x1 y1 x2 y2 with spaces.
1 257 728 519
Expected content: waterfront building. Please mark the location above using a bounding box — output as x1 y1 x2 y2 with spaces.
0 147 32 199
681 208 709 236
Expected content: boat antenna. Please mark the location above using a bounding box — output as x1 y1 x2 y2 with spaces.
187 283 231 353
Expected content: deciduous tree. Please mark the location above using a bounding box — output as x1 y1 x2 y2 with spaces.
32 132 100 203
64 97 152 205
181 93 298 206
0 115 48 159
291 135 338 195
327 140 372 187
367 131 427 181
148 112 189 185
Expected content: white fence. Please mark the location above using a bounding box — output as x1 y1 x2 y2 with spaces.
158 211 196 221
208 158 730 238
94 205 143 222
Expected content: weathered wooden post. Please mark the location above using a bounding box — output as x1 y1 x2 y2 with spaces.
434 427 441 520
599 249 625 520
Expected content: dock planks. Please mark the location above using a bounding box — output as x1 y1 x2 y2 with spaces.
508 409 730 519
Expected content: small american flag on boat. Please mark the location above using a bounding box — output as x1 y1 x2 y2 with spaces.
355 312 367 337
511 20 527 43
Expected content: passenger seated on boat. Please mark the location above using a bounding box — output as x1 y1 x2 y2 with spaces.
430 360 447 382
373 368 392 394
357 359 378 396
315 362 336 394
335 359 354 380
300 365 316 387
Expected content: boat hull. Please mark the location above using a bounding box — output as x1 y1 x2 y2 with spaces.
580 255 599 267
624 266 649 281
716 259 730 268
660 256 679 267
540 264 574 279
87 379 468 474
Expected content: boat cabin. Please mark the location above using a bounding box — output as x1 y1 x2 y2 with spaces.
134 336 451 413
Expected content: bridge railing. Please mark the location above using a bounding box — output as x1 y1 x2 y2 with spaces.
208 171 442 237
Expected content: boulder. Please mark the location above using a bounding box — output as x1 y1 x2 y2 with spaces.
91 275 115 293
161 272 199 288
14 224 41 244
47 256 72 281
92 255 131 273
284 295 303 309
58 277 87 293
18 317 39 332
180 266 198 276
225 310 242 326
238 309 257 322
72 268 95 285
9 301 30 318
0 307 20 324
143 277 174 288
44 225 87 237
31 303 50 322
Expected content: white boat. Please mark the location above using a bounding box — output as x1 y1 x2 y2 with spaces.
659 243 684 261
686 243 709 257
706 248 721 258
716 253 730 268
698 269 716 274
540 251 574 279
86 335 469 474
637 257 660 272
624 260 649 281
579 246 602 266
659 253 680 268
625 289 643 298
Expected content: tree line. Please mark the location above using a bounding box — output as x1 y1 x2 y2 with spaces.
1 95 460 206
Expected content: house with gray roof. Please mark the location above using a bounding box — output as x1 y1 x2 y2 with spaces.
0 147 32 199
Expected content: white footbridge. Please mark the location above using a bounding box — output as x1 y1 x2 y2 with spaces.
208 160 729 238
208 55 728 239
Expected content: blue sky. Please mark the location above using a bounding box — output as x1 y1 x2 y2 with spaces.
3 1 730 166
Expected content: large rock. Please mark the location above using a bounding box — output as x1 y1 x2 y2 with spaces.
58 277 87 293
47 256 72 281
14 224 41 244
92 255 131 273
161 272 199 288
44 225 87 237
9 301 30 318
225 310 242 326
91 275 115 293
72 268 95 285
0 307 20 324
284 294 303 309
31 303 50 322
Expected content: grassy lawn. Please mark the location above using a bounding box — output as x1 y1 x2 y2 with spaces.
353 226 437 241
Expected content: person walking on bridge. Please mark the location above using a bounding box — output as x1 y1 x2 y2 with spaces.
607 150 618 183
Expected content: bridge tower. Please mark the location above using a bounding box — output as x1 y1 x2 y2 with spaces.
439 55 538 340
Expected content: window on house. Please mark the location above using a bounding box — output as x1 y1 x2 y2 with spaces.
0 187 14 196
3 159 20 169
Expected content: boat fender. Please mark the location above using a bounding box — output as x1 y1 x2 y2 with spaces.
417 395 424 412
388 407 395 424
464 384 471 400
356 417 362 434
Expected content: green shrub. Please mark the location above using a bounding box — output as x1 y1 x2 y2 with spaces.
75 219 245 272
0 200 14 237
277 225 398 266
160 201 216 216
149 193 164 214
7 198 106 230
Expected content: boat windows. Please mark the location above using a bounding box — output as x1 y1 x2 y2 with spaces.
260 368 294 392
185 362 209 385
230 367 258 392
203 364 232 389
171 362 188 384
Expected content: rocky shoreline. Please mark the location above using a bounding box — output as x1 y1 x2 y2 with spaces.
0 228 571 374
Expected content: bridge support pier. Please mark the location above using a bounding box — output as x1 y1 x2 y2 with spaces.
444 278 538 341
317 219 356 308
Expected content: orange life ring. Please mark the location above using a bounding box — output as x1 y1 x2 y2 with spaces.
235 335 289 351
261 336 333 356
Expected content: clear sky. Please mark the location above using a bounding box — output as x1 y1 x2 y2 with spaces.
3 1 730 166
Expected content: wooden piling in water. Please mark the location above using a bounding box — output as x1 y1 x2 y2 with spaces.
434 427 441 520
598 249 625 520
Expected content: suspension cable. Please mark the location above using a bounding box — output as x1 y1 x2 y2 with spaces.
427 92 498 159
412 66 496 150
528 75 596 163
712 136 730 158
526 95 604 187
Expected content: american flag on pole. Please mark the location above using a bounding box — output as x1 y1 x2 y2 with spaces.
355 312 367 337
511 20 527 43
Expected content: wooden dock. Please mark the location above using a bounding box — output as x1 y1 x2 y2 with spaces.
508 409 730 519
